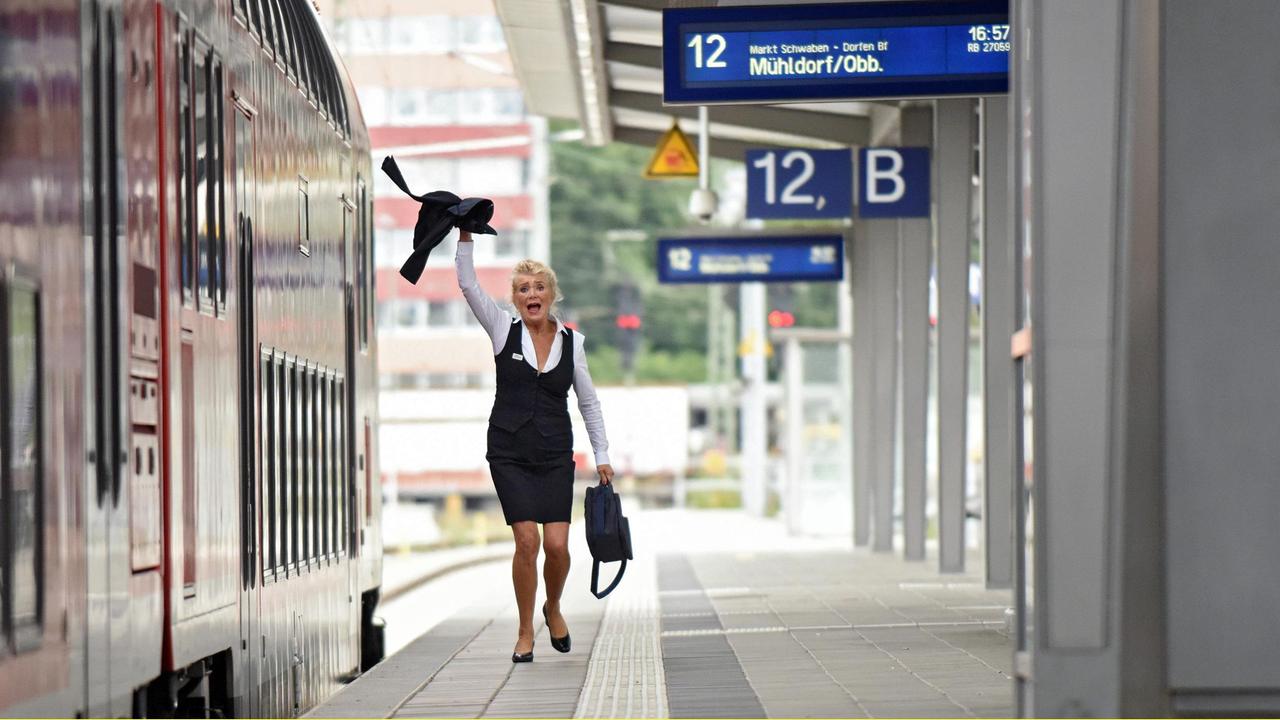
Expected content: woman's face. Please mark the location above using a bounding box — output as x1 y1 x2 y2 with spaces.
512 273 552 325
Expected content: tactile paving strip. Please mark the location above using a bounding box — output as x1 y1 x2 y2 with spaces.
574 557 668 719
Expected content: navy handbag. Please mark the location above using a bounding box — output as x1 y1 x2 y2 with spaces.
584 483 633 599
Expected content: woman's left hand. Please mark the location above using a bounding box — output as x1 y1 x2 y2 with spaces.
597 464 614 485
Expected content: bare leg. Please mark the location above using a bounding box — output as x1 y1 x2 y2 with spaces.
511 521 540 654
541 522 571 638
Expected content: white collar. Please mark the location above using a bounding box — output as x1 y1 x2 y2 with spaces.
514 316 568 336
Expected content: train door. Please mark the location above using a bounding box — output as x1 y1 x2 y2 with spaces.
340 193 360 672
83 1 132 714
232 92 259 712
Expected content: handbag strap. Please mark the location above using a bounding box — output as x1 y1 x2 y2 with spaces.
590 558 627 599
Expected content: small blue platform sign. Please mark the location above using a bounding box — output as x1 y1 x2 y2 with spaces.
746 148 853 220
663 0 1009 105
658 235 844 284
858 147 930 218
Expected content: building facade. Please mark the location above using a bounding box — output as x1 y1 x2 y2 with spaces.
319 0 551 497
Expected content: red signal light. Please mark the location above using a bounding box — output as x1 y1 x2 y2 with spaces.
768 310 795 328
615 314 642 330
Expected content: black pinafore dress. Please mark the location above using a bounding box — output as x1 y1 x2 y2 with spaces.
485 320 576 525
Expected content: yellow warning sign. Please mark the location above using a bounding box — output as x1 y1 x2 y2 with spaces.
643 121 699 178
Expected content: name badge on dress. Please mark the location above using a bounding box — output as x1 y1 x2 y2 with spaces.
512 353 523 361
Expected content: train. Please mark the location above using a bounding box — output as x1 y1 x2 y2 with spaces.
0 0 384 716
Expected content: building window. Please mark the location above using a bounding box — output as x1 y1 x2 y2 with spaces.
457 15 506 52
356 86 387 126
374 229 413 270
426 300 453 328
456 88 524 125
458 156 524 196
388 16 454 54
495 227 529 260
335 17 386 55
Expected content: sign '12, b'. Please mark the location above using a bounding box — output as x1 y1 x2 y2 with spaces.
745 148 852 220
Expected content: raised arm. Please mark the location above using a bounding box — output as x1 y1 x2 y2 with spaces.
456 230 512 353
571 332 613 483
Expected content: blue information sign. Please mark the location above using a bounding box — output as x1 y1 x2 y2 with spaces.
663 1 1009 105
746 148 852 220
858 147 930 218
658 235 845 284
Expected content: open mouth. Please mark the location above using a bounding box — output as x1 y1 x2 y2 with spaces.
526 301 543 314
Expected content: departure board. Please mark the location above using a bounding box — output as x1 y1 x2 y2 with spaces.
657 235 844 284
663 1 1009 105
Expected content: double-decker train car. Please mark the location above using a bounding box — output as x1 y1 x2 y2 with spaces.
0 0 383 715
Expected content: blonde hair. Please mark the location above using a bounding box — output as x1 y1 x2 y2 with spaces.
510 259 564 312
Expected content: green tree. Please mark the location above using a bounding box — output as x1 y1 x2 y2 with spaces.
549 129 715 384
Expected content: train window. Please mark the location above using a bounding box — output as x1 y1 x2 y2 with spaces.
310 368 321 561
329 374 340 555
359 178 370 351
364 417 373 523
277 0 300 85
285 0 312 101
277 356 289 571
3 276 45 649
297 178 310 257
298 362 310 565
336 377 346 554
257 0 276 61
290 360 301 570
267 0 291 73
178 33 194 307
308 24 331 121
262 351 275 579
212 55 227 314
318 372 328 558
194 45 211 315
295 9 321 107
181 340 196 595
240 0 262 40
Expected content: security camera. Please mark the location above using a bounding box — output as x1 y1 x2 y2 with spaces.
688 188 719 223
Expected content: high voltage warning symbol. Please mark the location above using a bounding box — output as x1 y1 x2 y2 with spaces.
644 121 699 178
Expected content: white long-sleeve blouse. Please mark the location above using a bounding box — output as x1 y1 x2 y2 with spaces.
456 241 611 466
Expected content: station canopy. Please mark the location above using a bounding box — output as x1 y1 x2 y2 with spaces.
493 0 891 159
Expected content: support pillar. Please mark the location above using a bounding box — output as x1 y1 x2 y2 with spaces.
898 104 932 562
851 226 872 547
870 217 898 552
981 95 1013 588
934 98 974 574
740 282 768 516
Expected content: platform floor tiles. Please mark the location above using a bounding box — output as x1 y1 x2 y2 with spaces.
310 543 1014 718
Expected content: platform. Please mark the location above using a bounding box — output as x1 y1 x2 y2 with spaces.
308 510 1014 719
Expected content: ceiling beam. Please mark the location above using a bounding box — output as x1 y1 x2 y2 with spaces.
604 41 661 69
613 125 760 162
600 0 666 11
608 89 871 147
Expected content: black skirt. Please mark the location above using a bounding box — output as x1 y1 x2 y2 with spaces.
486 422 575 525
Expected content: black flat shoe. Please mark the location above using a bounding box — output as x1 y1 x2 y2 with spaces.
511 650 533 663
542 604 571 653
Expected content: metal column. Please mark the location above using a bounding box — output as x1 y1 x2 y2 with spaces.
740 282 768 516
934 98 974 573
1017 0 1167 714
981 96 1012 588
898 105 932 562
851 226 872 547
869 218 898 552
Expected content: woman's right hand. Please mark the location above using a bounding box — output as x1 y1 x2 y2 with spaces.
459 229 472 243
